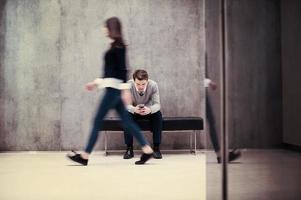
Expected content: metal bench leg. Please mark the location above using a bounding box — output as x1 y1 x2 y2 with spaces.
104 131 108 156
194 130 197 154
190 131 193 153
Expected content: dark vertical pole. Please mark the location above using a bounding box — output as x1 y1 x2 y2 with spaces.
220 0 228 199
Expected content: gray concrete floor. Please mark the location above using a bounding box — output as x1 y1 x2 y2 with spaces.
206 149 301 200
1 149 300 200
0 151 206 200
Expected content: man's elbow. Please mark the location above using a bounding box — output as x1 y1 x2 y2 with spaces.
156 104 161 111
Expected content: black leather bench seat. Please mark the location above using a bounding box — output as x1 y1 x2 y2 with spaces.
102 117 203 131
102 117 204 154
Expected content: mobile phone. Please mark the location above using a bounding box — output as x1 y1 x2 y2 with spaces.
138 104 145 109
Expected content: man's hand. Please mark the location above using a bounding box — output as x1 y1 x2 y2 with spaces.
134 106 151 115
85 82 97 91
134 106 142 114
209 81 217 90
140 106 151 115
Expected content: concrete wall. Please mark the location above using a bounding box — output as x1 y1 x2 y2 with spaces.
2 0 286 150
0 1 6 150
206 1 282 199
0 0 205 150
227 0 282 148
281 0 301 147
205 0 282 149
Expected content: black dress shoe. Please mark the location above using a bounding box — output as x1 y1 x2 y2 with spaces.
216 149 241 163
67 151 88 166
135 153 153 165
153 147 162 159
123 147 134 159
229 149 241 162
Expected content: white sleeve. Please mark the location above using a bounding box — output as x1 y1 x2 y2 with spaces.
93 78 130 90
149 84 161 113
204 78 212 88
126 105 135 114
119 83 131 90
93 78 104 89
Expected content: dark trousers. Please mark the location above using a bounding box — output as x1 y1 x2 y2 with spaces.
85 88 149 153
124 111 163 147
206 94 220 153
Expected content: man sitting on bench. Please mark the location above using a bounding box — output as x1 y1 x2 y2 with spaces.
123 69 163 159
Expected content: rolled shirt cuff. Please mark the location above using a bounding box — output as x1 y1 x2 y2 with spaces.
150 105 160 114
204 78 212 88
119 83 131 90
126 105 135 114
93 78 104 89
93 78 130 90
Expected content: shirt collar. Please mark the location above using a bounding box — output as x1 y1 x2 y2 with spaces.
135 82 148 94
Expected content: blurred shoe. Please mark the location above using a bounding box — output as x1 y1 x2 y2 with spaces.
67 150 88 166
123 146 134 159
229 149 241 162
216 149 241 163
135 153 152 165
153 146 162 159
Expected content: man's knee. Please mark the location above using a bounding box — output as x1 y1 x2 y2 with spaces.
151 111 162 120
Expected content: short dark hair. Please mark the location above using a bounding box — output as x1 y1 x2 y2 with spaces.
133 69 148 81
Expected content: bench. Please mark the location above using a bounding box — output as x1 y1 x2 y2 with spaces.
102 117 204 155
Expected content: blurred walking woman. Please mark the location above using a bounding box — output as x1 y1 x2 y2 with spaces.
67 17 153 165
